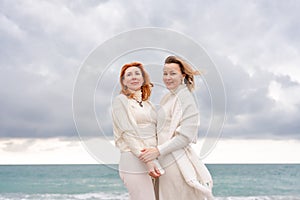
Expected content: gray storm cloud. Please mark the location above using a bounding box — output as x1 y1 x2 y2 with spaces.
0 0 299 140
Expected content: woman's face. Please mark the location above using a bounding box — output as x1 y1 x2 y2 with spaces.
163 63 184 90
122 66 144 91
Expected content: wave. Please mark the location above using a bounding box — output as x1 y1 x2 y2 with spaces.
0 192 129 200
0 193 299 200
215 196 300 200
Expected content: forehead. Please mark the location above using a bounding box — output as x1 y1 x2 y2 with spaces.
124 66 142 73
163 63 181 71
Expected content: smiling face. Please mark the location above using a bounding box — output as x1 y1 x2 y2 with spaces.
163 63 185 91
122 66 144 91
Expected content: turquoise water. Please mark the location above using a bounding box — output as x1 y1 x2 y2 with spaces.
0 164 299 199
209 164 300 197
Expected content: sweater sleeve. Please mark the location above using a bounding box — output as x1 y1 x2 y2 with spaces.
112 96 145 156
175 90 199 143
157 134 190 156
157 89 199 156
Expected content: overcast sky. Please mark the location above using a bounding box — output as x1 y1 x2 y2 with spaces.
1 0 300 142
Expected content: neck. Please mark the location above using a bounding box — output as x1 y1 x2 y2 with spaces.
170 84 186 93
131 89 142 101
131 90 143 107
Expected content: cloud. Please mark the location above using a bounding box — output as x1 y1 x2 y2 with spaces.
2 139 35 152
0 137 99 164
210 56 300 139
0 0 299 140
1 138 300 164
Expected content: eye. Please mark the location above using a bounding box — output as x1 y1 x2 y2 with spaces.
171 72 176 75
135 71 141 75
126 72 131 77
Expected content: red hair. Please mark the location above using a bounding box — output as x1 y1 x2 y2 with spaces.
119 62 153 101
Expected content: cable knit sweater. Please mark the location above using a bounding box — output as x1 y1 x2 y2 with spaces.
112 91 157 157
156 84 213 198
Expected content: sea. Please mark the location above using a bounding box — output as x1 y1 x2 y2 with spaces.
0 164 299 200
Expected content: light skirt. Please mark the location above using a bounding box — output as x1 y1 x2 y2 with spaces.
119 152 156 200
158 154 207 200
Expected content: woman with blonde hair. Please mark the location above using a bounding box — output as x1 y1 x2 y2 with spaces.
112 62 162 200
139 56 214 200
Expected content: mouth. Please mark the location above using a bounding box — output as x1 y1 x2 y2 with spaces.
130 82 140 85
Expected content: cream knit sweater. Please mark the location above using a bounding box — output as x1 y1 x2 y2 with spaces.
112 91 157 157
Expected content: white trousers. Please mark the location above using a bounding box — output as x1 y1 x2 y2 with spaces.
119 152 156 200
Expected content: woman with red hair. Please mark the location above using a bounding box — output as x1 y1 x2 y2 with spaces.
112 62 162 200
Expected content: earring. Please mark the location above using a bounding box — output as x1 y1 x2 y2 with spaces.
182 78 185 84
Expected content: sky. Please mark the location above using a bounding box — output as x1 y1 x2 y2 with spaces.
0 0 300 164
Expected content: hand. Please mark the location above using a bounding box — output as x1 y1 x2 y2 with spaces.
146 161 161 178
139 148 160 163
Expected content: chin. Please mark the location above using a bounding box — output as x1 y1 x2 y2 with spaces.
133 87 142 91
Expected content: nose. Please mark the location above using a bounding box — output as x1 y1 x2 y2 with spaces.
164 74 171 80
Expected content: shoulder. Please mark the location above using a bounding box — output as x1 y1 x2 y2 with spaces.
178 86 194 98
114 93 128 101
160 92 172 105
112 94 128 107
144 99 156 110
144 99 153 105
177 87 197 106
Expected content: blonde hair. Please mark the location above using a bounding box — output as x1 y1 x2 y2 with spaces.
119 62 153 101
164 56 200 91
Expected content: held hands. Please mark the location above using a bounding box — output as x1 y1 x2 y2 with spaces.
139 147 160 163
140 148 161 178
146 161 161 178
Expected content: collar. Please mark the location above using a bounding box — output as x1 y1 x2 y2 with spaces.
170 84 186 95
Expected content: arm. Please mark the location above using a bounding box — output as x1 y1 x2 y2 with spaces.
112 96 145 157
157 133 190 156
140 90 199 162
146 161 161 178
139 134 189 162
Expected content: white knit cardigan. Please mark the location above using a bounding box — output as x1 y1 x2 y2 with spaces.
158 84 213 196
112 93 156 157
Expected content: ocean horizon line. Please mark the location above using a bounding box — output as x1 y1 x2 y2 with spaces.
1 163 300 166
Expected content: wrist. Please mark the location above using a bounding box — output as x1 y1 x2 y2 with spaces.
157 145 163 156
155 147 160 156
